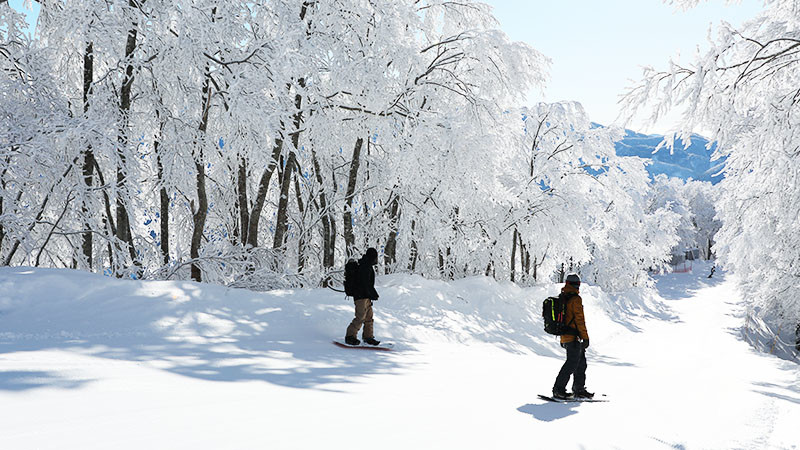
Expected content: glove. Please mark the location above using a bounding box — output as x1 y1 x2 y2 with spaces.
582 339 590 349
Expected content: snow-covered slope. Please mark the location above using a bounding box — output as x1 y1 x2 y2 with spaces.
0 265 797 449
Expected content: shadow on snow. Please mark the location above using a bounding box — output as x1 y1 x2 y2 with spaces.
653 267 725 302
0 370 93 391
0 267 413 393
751 381 800 405
516 402 579 421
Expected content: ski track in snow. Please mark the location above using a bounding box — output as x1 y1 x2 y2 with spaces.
0 264 797 449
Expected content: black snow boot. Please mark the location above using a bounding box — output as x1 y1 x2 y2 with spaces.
552 389 573 400
345 336 360 346
573 388 594 399
363 337 381 346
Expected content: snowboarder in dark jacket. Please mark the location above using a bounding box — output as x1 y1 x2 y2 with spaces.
344 248 381 346
552 273 594 400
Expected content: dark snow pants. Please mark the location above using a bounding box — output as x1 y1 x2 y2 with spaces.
553 340 587 393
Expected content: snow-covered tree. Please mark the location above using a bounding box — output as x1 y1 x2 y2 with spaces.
1 0 682 293
510 102 680 291
622 0 800 338
1 5 79 269
649 175 720 260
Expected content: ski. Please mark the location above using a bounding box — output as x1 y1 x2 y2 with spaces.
538 394 608 403
332 340 394 351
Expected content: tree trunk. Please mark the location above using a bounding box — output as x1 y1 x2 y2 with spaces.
311 150 336 273
191 72 213 282
511 228 518 282
190 155 208 282
0 154 13 255
445 247 452 278
155 139 169 265
0 179 3 253
272 71 307 255
81 41 95 269
343 137 364 257
439 247 453 279
35 193 74 267
91 158 118 269
795 323 800 352
273 75 306 256
247 139 283 248
116 2 141 275
237 158 249 245
518 233 528 283
0 163 6 255
409 220 418 272
249 0 314 249
293 173 306 272
272 151 296 253
271 3 312 256
519 243 531 281
384 194 400 274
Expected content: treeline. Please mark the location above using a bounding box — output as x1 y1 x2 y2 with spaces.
1 1 710 290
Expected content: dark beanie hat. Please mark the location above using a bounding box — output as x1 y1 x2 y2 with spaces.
566 273 581 285
365 247 378 261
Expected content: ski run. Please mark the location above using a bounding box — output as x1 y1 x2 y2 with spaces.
0 261 797 449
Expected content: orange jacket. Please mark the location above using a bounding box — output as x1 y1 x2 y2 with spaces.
559 283 589 343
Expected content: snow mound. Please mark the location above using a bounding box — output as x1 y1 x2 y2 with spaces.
0 267 669 359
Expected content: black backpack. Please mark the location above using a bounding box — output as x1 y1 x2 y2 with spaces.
542 293 578 336
343 259 360 297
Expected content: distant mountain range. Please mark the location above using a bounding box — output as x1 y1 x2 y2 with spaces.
613 128 725 185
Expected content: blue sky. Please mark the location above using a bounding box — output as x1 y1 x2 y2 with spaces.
481 0 763 133
9 0 762 133
7 0 39 34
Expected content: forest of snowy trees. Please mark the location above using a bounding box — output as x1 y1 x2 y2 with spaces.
0 1 731 297
625 0 800 345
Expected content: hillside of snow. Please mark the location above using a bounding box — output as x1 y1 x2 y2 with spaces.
1 264 798 449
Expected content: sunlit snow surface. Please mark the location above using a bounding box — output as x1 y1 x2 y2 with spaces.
0 264 797 449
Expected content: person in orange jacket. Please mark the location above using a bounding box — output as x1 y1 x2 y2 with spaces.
552 273 594 399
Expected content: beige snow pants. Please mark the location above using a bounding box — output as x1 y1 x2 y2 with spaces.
345 298 374 339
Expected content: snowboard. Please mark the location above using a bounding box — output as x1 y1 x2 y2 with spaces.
538 394 608 403
332 340 394 351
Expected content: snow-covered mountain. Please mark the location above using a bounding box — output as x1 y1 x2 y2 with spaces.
614 128 724 184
